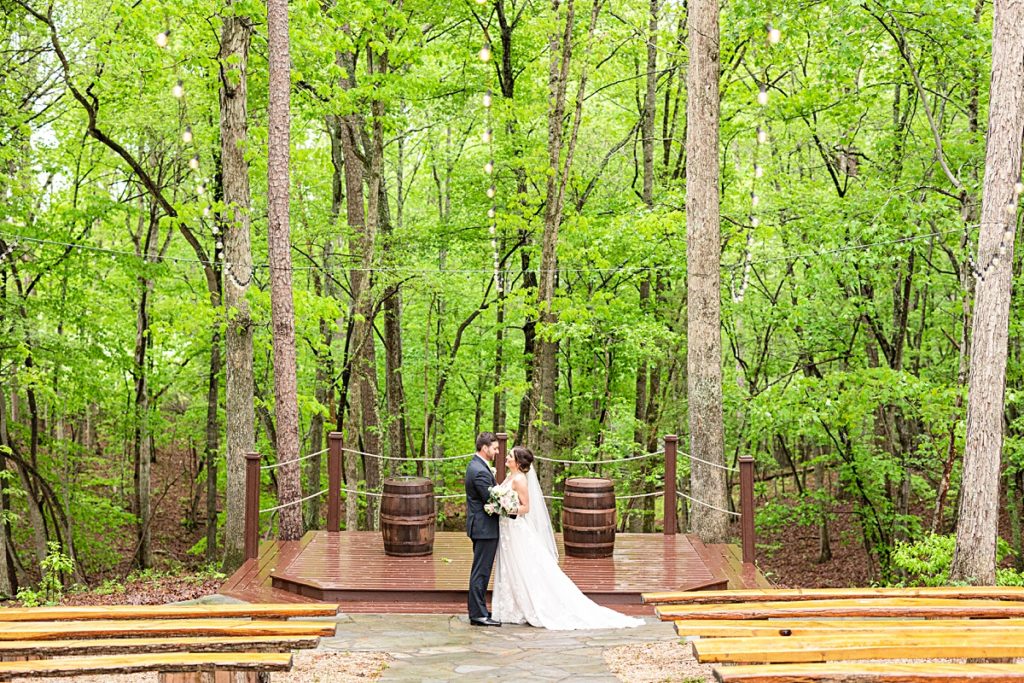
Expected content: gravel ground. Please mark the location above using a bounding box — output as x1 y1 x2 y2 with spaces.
10 651 393 683
604 640 714 683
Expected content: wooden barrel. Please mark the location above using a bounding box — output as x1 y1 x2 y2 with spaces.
380 477 435 557
561 477 616 558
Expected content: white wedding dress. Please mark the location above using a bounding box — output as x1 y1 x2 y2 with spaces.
490 470 644 630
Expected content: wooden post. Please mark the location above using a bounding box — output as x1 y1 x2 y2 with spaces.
496 433 508 483
664 435 678 535
327 432 342 532
244 452 261 561
739 454 756 564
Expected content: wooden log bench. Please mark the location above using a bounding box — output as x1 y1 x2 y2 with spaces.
0 603 339 682
712 662 1024 682
692 632 1024 664
655 597 1024 621
672 617 1024 638
643 585 1024 606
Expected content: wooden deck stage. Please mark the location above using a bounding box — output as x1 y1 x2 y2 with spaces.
219 531 771 615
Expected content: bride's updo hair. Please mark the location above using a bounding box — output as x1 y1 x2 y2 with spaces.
512 445 534 473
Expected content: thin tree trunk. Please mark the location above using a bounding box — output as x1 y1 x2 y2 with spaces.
685 0 729 542
951 0 1024 585
266 0 303 540
132 208 159 569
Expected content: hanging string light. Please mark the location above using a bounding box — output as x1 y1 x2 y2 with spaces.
479 43 492 62
155 29 170 48
972 181 1023 282
182 126 193 143
738 20 785 305
171 79 184 98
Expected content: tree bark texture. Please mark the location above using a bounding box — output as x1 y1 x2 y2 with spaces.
266 0 303 540
685 0 730 543
951 0 1024 585
219 2 257 571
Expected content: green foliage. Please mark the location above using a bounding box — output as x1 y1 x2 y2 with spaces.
17 542 74 607
891 534 1024 587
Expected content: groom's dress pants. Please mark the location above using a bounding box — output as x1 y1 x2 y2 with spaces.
468 538 498 619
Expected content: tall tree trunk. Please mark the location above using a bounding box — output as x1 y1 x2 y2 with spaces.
219 2 257 569
685 0 729 542
266 0 303 540
951 0 1024 585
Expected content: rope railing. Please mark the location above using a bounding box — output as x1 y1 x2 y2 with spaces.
682 451 739 473
258 488 327 514
534 449 664 466
677 490 741 517
341 446 473 462
260 448 328 471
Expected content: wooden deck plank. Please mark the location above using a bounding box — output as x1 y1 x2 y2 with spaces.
694 633 1024 664
658 597 1024 621
646 585 1024 605
713 662 1024 682
673 618 1024 638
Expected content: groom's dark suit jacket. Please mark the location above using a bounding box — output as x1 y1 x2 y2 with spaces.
465 455 499 540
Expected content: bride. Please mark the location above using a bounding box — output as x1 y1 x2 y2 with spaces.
491 445 644 630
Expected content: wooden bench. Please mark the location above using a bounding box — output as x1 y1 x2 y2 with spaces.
693 632 1024 664
656 597 1024 621
673 617 1024 638
712 662 1024 682
643 585 1024 605
0 603 339 681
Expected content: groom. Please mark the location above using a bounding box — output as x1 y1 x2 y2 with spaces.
465 432 501 626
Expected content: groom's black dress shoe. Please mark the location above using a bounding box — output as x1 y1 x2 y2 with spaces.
470 617 501 627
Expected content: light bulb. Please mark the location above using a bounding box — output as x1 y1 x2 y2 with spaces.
751 216 760 227
483 89 492 108
751 193 760 207
488 207 496 219
203 206 211 218
155 30 170 48
757 85 768 106
479 44 491 62
767 24 781 44
211 226 219 234
182 126 193 143
754 164 763 179
484 160 493 174
475 0 486 4
1015 180 1024 195
216 241 224 250
482 128 492 143
197 183 206 195
172 80 184 98
487 185 496 198
999 243 1008 255
189 155 200 170
757 127 767 144
1006 203 1017 215
489 224 496 235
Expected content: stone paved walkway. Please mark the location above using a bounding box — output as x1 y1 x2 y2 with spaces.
318 613 677 682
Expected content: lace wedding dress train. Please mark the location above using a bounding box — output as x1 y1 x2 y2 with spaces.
490 472 644 630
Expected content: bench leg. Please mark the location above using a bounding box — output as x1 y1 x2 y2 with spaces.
158 672 270 683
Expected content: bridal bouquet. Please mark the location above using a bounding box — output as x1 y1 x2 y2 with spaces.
484 486 519 517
